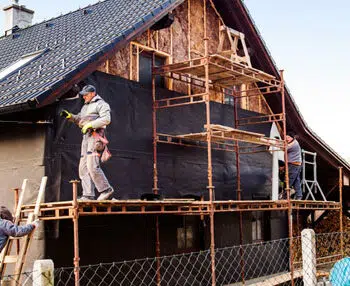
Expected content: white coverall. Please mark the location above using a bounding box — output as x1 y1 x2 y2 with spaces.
70 95 112 197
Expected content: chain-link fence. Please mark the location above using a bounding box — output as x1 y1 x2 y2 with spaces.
2 231 350 285
0 270 52 286
291 231 347 286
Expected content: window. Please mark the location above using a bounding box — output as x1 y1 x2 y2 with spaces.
177 225 194 249
0 50 45 81
177 217 197 250
129 42 170 89
252 211 271 243
139 51 165 88
252 214 263 242
224 85 240 106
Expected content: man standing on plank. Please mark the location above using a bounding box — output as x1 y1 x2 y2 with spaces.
60 85 114 201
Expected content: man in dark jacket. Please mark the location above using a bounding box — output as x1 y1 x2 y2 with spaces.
0 206 38 252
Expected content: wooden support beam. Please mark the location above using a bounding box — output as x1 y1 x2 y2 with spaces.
129 43 133 80
18 199 340 222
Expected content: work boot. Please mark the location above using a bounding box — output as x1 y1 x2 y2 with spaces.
278 191 287 200
290 188 296 197
78 196 95 201
97 188 114 201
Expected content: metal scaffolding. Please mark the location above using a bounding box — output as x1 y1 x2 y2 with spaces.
0 0 344 284
150 27 343 286
11 55 343 286
9 24 344 286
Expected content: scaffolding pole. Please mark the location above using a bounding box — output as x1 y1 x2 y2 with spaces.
280 70 294 286
234 88 245 284
202 1 216 284
339 167 344 258
152 55 159 195
152 53 162 286
204 43 217 286
147 14 342 285
71 180 80 286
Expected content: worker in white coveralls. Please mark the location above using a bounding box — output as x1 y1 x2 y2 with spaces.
60 85 114 201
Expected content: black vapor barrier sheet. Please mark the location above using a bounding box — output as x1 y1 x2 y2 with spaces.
49 71 273 201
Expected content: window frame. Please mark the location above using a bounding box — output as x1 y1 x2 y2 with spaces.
129 41 172 89
252 213 263 243
176 216 198 253
0 49 47 82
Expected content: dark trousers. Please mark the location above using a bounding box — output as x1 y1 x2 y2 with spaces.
288 164 302 198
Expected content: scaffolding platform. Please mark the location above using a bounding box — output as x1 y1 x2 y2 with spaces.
157 124 284 153
149 34 343 286
153 54 280 88
19 199 340 221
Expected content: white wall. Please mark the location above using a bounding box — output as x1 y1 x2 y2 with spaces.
269 123 284 200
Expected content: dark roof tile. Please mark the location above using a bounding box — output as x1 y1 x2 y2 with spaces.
0 0 182 111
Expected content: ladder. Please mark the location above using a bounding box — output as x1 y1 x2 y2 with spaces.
0 176 47 282
301 150 326 201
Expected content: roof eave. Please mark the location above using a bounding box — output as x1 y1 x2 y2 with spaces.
0 100 36 114
234 0 350 173
0 0 184 114
36 0 184 108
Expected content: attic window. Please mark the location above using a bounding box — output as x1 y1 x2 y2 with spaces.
45 23 54 28
0 50 45 81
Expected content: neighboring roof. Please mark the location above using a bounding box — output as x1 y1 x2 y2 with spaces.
0 0 182 113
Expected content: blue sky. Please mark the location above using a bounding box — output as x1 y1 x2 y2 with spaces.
0 0 349 159
244 0 350 159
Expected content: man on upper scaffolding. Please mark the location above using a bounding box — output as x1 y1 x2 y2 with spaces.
286 132 302 200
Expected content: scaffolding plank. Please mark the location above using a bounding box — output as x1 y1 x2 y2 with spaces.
19 199 340 221
160 124 284 149
153 55 280 88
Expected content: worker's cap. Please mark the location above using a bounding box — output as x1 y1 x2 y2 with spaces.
79 85 96 96
287 131 297 138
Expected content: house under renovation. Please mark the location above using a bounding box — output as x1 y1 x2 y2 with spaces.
0 0 348 285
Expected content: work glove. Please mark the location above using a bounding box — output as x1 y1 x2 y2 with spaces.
32 219 40 228
81 122 93 134
60 110 72 119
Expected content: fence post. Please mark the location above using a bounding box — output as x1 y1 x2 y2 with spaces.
33 259 54 286
301 229 317 286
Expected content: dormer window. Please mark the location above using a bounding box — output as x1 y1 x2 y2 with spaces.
0 49 45 81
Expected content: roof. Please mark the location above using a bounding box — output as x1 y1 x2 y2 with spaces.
238 0 350 173
1 0 348 173
213 0 350 173
0 0 182 113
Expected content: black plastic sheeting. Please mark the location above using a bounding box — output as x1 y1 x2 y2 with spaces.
48 71 273 201
44 72 289 273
